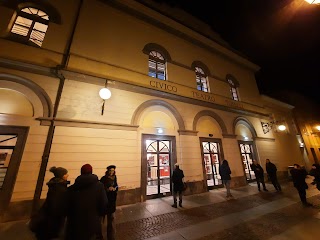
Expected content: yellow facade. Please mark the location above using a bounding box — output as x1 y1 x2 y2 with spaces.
0 0 305 221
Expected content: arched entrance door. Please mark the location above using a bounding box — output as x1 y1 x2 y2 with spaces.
200 138 224 190
141 134 176 200
239 141 256 181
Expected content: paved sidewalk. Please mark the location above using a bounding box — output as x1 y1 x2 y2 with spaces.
1 178 319 240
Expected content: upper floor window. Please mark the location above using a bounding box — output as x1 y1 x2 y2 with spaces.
227 75 240 101
195 67 209 92
11 7 49 47
148 51 166 80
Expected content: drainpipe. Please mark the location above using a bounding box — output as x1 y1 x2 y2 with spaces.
32 0 84 212
32 68 65 213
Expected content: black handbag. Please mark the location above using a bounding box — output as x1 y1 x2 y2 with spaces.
28 208 47 233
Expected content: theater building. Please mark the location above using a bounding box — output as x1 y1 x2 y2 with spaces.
0 0 304 221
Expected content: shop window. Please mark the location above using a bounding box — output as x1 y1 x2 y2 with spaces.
10 7 49 47
226 75 240 101
195 66 209 92
148 51 166 80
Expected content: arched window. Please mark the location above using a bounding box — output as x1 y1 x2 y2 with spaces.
195 67 209 92
148 51 166 80
227 75 240 101
11 7 49 47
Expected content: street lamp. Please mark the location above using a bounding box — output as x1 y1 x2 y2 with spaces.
305 0 320 4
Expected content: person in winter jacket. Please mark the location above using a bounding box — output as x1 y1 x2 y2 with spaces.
265 159 281 191
100 165 118 240
290 163 312 207
171 163 185 208
250 160 268 192
219 160 233 198
309 163 320 191
65 164 108 240
32 166 69 240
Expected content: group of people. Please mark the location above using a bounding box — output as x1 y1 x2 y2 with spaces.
30 164 118 240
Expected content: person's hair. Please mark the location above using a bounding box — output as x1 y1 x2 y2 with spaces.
293 163 300 168
222 160 228 165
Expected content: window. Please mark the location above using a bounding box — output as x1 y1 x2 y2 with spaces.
11 7 49 47
227 75 240 101
148 51 166 80
195 67 209 92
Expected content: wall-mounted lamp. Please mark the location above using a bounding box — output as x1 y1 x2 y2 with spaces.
99 80 112 115
157 128 163 134
244 136 249 140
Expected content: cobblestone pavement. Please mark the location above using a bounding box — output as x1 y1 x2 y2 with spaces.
1 181 319 240
116 186 320 240
197 195 320 240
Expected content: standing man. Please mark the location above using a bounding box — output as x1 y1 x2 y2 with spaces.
250 160 268 192
266 159 282 191
66 164 108 240
171 163 184 208
290 164 312 207
100 165 118 240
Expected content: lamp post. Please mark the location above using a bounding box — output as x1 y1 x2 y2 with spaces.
305 0 320 4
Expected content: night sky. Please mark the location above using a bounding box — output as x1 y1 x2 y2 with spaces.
159 0 320 106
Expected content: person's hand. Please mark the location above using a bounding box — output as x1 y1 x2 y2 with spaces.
108 187 114 191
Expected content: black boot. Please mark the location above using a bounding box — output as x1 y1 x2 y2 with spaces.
179 201 182 207
172 202 177 208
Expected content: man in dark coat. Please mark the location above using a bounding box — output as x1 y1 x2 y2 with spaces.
266 159 281 191
250 160 268 192
66 164 108 240
100 165 118 240
171 163 184 208
31 166 69 240
290 163 312 207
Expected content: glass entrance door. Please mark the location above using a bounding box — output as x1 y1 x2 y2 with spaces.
146 139 172 197
201 140 223 189
239 142 256 181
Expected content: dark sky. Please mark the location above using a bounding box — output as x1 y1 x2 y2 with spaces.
160 0 320 106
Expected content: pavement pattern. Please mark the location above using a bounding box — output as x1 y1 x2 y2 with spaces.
1 179 319 240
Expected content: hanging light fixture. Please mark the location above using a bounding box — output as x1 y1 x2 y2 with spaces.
99 80 111 115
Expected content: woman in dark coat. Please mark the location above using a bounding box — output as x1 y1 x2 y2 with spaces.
100 165 118 240
32 166 69 240
219 160 233 198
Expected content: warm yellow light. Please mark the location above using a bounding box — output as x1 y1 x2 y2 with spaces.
305 0 320 4
316 125 320 131
278 125 286 131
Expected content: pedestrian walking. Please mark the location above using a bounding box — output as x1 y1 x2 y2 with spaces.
309 163 320 191
290 163 312 207
171 163 184 208
65 164 108 240
219 159 233 199
29 166 69 240
265 159 282 191
100 165 118 240
250 160 268 192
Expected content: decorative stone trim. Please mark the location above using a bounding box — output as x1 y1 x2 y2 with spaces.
254 137 276 142
36 117 139 131
178 130 198 136
222 133 237 139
